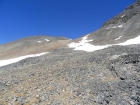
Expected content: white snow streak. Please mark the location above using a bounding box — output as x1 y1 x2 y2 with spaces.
68 35 109 52
118 25 123 27
118 35 140 45
111 26 117 28
68 35 140 52
37 41 42 43
106 24 123 29
74 43 109 52
0 52 49 67
115 36 123 40
121 14 125 18
68 35 93 48
45 39 50 42
106 27 110 29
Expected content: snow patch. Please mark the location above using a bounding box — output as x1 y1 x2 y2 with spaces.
106 24 123 29
111 26 117 28
118 35 140 45
0 52 49 67
115 36 123 40
45 39 50 42
118 25 123 27
121 14 125 18
37 41 42 43
105 27 110 29
68 34 140 52
73 43 109 52
68 35 93 48
68 35 109 52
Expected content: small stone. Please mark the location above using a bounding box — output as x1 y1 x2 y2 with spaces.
40 96 46 101
97 94 104 104
5 81 11 86
12 96 17 102
131 95 137 100
37 89 41 92
137 96 140 101
130 101 135 105
36 94 40 98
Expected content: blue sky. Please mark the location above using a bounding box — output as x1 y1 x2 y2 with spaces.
0 0 134 44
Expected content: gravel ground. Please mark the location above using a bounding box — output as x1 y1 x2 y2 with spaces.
0 44 140 105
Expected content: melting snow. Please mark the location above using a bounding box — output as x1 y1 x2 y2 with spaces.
118 35 140 45
68 34 140 52
111 26 117 28
121 14 125 18
68 35 109 52
73 43 109 52
68 35 93 48
115 36 123 40
37 41 42 43
45 39 50 42
118 25 123 27
105 27 110 29
0 52 49 67
106 24 123 29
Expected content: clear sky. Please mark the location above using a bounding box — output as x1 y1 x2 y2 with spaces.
0 0 134 44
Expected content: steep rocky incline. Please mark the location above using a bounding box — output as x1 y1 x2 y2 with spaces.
102 0 140 27
76 0 140 46
0 45 140 105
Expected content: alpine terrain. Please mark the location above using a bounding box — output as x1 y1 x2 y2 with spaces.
0 0 140 105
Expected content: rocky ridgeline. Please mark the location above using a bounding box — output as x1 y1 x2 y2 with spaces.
102 0 140 27
0 44 140 105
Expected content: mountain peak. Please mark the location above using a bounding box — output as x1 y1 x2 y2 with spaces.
125 0 140 10
102 0 140 27
136 0 140 3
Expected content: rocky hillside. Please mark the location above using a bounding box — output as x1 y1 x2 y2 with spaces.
72 0 140 46
0 35 70 60
0 0 140 105
0 45 140 105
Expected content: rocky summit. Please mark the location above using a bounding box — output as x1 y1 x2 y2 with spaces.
0 1 140 105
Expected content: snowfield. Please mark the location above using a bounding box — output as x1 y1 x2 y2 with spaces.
118 35 140 45
68 35 140 52
68 34 109 52
0 52 49 67
1 35 140 67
